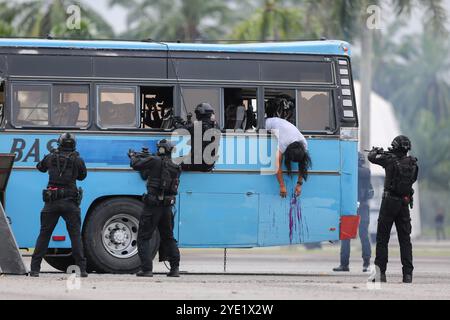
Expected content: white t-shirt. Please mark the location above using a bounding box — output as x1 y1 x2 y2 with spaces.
265 117 308 153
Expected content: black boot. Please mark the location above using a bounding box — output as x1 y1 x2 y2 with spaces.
167 266 180 277
372 272 387 283
403 274 413 284
136 270 153 277
29 271 39 277
80 270 88 278
333 265 350 272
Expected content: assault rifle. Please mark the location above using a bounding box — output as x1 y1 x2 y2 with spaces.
128 147 152 159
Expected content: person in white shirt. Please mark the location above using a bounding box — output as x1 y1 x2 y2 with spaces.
265 97 311 198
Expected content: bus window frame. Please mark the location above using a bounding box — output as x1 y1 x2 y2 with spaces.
261 85 338 136
51 83 91 129
296 88 337 135
139 84 177 132
10 82 51 128
0 77 5 129
9 81 92 130
96 84 140 130
180 85 223 129
222 85 260 132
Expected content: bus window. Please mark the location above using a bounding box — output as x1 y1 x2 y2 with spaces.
140 86 174 130
181 87 221 125
0 81 4 127
97 86 138 129
261 61 333 84
297 91 335 132
224 88 257 131
264 88 296 125
12 84 50 127
52 85 89 127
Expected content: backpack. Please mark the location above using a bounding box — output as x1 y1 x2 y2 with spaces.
159 157 181 196
391 156 418 196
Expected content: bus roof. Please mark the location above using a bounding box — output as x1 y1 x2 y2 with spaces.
0 38 351 56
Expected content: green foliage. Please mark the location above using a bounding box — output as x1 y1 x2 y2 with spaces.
0 0 114 38
110 0 237 41
230 0 323 41
368 25 450 224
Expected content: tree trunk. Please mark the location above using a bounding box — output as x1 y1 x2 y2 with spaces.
360 24 373 152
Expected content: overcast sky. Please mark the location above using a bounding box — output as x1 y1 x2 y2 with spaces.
90 0 128 34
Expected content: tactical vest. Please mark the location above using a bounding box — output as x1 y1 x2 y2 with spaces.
182 120 220 172
389 156 418 197
147 157 181 196
47 150 78 190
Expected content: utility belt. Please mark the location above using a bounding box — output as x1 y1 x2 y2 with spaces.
383 191 413 208
43 187 83 205
142 193 176 207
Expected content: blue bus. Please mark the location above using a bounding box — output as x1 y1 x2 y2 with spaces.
0 38 359 273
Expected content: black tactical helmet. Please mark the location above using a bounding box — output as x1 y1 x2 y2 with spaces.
195 103 215 120
391 135 411 153
157 139 175 156
58 133 76 151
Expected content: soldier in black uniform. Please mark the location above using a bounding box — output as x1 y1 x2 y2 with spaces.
368 135 418 283
129 139 181 277
178 103 220 172
30 133 87 277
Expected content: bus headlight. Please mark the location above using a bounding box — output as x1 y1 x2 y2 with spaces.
340 127 359 141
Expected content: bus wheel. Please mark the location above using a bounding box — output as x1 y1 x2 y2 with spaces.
83 197 160 274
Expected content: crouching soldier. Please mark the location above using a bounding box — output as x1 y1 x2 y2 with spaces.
129 140 181 277
30 133 87 277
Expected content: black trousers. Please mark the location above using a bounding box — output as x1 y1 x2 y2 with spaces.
31 199 87 272
137 202 180 272
375 195 413 275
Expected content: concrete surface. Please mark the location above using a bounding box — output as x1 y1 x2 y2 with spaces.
1 241 450 300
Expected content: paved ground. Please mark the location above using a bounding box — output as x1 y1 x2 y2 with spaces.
1 241 450 300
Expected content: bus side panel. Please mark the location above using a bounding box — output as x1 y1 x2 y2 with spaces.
258 139 342 246
178 192 259 247
340 140 358 217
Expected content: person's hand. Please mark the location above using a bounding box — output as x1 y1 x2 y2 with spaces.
295 184 302 197
280 185 287 198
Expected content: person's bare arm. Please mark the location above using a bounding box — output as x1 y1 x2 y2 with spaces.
276 150 287 198
295 171 303 197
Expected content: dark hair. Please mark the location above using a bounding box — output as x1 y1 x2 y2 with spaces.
285 142 312 181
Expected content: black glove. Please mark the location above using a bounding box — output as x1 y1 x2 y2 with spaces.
370 147 385 154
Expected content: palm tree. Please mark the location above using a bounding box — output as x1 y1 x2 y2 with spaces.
0 0 114 38
300 0 448 151
384 28 450 121
110 0 236 41
231 0 322 41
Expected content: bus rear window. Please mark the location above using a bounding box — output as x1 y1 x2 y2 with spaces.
297 91 335 132
98 86 138 129
12 84 50 127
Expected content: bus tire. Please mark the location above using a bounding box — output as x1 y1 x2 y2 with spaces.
83 197 160 274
